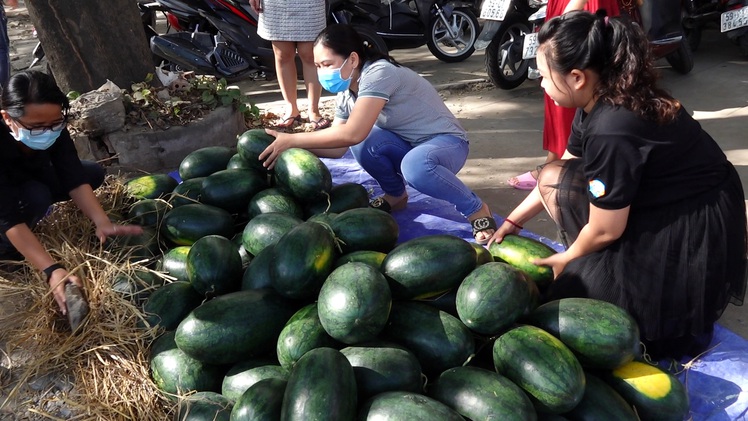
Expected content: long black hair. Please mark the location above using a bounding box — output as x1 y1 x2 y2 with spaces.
1 70 70 119
314 24 400 70
538 10 680 124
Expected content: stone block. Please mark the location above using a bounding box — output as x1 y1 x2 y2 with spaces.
105 105 245 173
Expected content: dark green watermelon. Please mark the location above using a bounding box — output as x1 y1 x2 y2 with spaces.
247 187 303 219
178 146 235 180
241 212 303 256
230 378 287 421
201 168 268 214
175 391 232 421
358 391 464 421
161 203 235 246
273 148 332 203
276 303 339 370
186 235 243 297
221 359 287 402
340 342 423 401
330 208 399 254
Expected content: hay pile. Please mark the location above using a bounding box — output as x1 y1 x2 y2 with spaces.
0 176 173 420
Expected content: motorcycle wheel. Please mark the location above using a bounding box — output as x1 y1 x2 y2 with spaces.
352 24 389 55
485 12 531 90
665 36 694 74
426 8 480 63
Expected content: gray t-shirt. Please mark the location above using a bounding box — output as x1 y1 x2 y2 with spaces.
335 60 467 145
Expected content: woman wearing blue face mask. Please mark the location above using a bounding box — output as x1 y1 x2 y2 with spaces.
259 24 496 244
0 70 143 316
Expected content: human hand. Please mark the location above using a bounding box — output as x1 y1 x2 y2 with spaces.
486 219 523 247
48 269 82 316
258 129 291 170
533 252 570 279
96 222 144 244
249 0 262 13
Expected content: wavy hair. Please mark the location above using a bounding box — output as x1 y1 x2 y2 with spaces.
538 10 680 124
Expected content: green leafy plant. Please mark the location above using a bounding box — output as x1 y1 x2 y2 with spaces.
121 73 259 129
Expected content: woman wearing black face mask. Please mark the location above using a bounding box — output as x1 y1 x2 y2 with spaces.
0 70 143 316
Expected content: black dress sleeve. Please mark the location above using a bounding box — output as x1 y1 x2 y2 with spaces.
48 130 88 193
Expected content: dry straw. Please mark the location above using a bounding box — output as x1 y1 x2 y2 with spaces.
0 176 174 420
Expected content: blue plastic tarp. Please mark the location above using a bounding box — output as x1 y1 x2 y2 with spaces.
322 152 748 421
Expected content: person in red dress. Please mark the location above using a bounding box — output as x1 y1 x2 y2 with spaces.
508 0 620 190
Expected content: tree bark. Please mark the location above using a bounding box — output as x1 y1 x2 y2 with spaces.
25 0 155 94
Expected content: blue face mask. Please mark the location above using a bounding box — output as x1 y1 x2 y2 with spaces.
318 58 353 93
11 126 62 150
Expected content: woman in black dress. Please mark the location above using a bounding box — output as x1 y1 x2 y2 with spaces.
488 11 747 360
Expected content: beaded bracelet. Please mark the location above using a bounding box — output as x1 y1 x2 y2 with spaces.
504 218 523 230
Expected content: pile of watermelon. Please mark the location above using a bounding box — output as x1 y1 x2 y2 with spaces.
119 129 691 421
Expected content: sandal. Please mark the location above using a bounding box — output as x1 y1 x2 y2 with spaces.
310 117 332 131
471 216 497 245
369 196 407 213
507 171 537 191
275 114 302 128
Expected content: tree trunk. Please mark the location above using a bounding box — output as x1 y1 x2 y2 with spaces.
25 0 155 94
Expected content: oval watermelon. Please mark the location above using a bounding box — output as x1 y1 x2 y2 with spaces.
201 168 268 214
175 391 232 421
380 301 474 376
281 347 357 421
222 359 287 402
270 221 337 300
566 372 638 421
241 244 276 291
330 207 399 254
227 152 252 170
141 281 203 330
169 177 205 208
273 148 332 203
524 297 641 369
175 289 297 365
127 198 169 227
304 182 369 217
236 128 275 172
125 173 179 200
230 378 287 421
186 234 243 297
157 245 191 282
150 331 225 396
340 342 423 401
276 303 339 371
488 234 556 289
179 145 234 181
317 262 392 344
429 366 537 421
455 262 534 336
381 234 477 300
161 203 235 246
358 391 464 421
241 211 303 256
333 250 387 269
247 187 303 219
493 325 585 414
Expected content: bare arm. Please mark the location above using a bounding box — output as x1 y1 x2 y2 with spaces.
486 186 547 246
563 0 589 13
535 204 629 277
4 223 80 315
259 97 386 168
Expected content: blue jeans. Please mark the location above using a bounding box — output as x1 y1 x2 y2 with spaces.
349 126 483 217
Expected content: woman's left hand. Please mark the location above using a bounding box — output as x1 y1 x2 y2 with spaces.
258 129 293 169
534 252 571 279
96 222 144 244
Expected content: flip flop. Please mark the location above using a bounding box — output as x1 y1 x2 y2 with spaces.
275 114 302 128
508 171 537 191
311 117 332 131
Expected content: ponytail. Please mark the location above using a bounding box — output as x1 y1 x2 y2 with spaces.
314 24 400 70
538 10 680 124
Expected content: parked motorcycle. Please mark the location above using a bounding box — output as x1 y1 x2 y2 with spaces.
683 0 748 55
476 0 694 90
329 0 482 62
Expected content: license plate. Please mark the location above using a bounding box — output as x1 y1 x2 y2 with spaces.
721 5 748 32
522 33 539 59
480 0 512 21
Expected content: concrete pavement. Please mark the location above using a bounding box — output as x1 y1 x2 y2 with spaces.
239 28 748 338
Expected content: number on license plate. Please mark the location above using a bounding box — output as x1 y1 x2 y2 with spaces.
523 33 539 59
480 0 512 21
721 5 748 32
